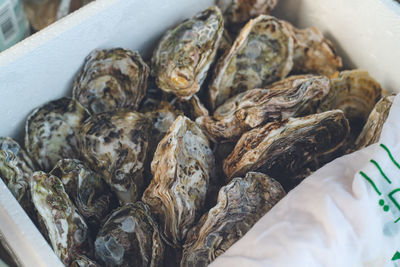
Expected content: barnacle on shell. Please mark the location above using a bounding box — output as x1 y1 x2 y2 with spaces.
181 172 285 266
198 75 330 142
73 48 149 114
94 202 164 267
223 110 350 189
209 15 294 110
25 98 90 172
142 116 215 247
78 110 151 205
152 6 224 100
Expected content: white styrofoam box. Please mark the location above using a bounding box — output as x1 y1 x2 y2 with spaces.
0 0 398 266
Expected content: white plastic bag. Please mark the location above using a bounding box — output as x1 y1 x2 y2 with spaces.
211 95 400 267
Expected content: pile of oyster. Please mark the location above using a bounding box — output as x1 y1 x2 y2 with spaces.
0 2 393 266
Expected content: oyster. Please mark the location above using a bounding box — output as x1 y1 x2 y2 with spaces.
25 98 90 171
0 136 35 172
209 15 294 110
73 48 149 114
287 24 342 76
198 75 330 142
181 172 285 266
78 110 151 204
142 116 215 247
317 70 382 138
70 255 99 267
94 202 164 267
50 159 115 228
30 171 91 265
173 95 210 120
354 95 395 150
151 6 224 99
223 110 350 189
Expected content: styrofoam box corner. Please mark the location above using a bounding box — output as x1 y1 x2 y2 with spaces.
0 0 399 266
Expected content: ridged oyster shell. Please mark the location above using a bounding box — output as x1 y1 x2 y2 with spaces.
70 255 99 267
94 202 164 267
50 159 115 228
73 48 149 114
78 110 151 204
142 116 215 247
0 136 35 172
209 15 294 109
152 6 224 100
198 75 330 142
223 110 350 189
354 95 395 150
25 98 90 171
30 171 92 265
181 172 285 266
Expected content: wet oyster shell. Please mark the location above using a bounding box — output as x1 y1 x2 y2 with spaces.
209 15 294 110
142 116 215 247
70 255 99 267
181 172 285 266
354 95 395 150
198 75 330 142
317 70 382 138
78 110 151 204
30 171 91 265
50 159 115 228
73 48 149 114
25 98 90 172
94 202 164 267
223 110 350 189
0 136 35 172
152 6 224 100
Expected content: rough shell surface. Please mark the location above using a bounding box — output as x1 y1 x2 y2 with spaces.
198 75 330 142
50 159 115 228
354 95 394 150
152 6 224 100
209 15 294 110
317 70 382 138
78 110 151 205
25 98 90 172
142 116 215 247
287 24 342 76
69 255 99 267
181 172 285 266
0 136 36 172
94 202 164 267
223 110 350 189
73 48 149 114
30 171 91 265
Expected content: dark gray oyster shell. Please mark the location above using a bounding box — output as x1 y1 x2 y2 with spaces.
50 159 115 228
181 172 285 266
198 75 330 142
142 116 215 247
0 136 35 172
73 48 149 114
209 15 294 110
25 98 90 171
30 171 92 265
354 95 395 150
70 255 99 267
78 110 151 204
94 202 164 267
223 110 350 189
151 6 224 100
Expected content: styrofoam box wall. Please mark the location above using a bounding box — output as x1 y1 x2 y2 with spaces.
0 0 398 266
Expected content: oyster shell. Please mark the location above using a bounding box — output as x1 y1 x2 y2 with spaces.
142 116 215 247
25 98 90 171
50 159 115 228
317 70 382 138
73 48 149 114
94 202 164 267
223 110 350 189
0 136 35 172
30 171 91 265
70 255 99 267
287 24 342 76
151 6 224 99
354 95 395 150
209 15 294 110
198 75 330 142
181 172 285 266
78 110 151 204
